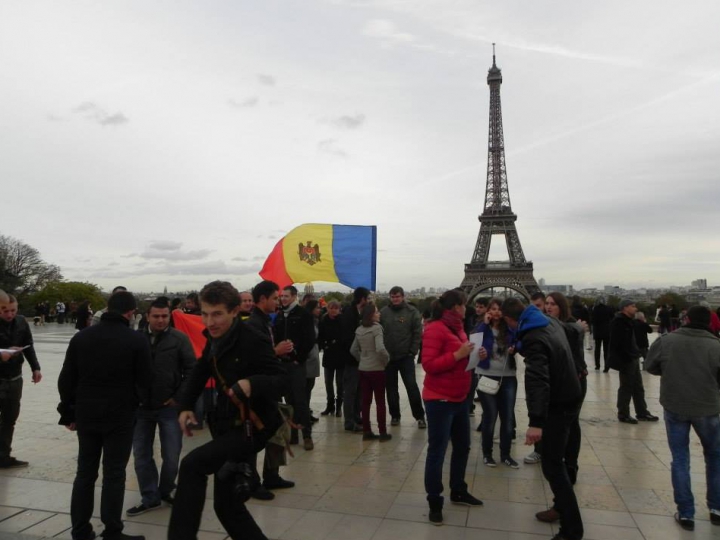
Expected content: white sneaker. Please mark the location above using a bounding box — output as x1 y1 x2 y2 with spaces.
523 451 542 464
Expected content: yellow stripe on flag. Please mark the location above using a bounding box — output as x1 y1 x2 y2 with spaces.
282 224 338 283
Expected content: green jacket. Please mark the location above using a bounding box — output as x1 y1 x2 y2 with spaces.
380 302 422 360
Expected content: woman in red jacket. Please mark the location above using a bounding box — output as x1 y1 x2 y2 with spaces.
422 289 486 526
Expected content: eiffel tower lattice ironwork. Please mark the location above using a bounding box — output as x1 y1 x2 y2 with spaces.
460 46 540 301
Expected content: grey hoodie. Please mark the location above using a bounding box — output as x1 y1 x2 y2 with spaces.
350 324 389 372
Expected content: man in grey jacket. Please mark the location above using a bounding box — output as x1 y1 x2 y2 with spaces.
380 286 425 428
646 305 720 531
126 298 196 516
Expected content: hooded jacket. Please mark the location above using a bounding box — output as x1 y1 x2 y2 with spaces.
350 323 389 372
379 302 422 360
516 306 581 428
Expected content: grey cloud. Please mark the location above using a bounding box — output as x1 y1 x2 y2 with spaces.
148 240 183 251
45 114 65 122
89 260 261 279
72 101 129 127
232 257 249 262
252 256 266 261
228 97 259 109
140 248 213 261
317 139 348 158
257 74 276 86
321 114 366 130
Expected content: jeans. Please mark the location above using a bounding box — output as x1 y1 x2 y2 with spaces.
168 427 268 540
465 373 479 413
133 406 183 506
0 378 23 459
343 364 361 429
71 421 134 540
286 362 311 439
424 400 470 506
617 359 648 418
478 376 517 458
594 336 609 369
386 356 425 421
664 410 720 518
323 366 344 406
541 407 584 540
360 371 387 434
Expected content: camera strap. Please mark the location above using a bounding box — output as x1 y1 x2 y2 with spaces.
211 356 265 434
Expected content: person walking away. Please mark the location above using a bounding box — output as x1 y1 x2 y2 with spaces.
646 305 720 532
422 290 484 525
591 298 613 371
304 300 321 424
350 303 391 441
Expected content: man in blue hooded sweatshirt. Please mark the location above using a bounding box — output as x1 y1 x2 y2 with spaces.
502 298 583 540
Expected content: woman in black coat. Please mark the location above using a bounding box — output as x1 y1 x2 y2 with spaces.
75 301 91 331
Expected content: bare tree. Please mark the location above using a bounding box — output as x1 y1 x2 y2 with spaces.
0 235 63 296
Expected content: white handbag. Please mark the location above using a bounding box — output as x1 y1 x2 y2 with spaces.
477 376 500 395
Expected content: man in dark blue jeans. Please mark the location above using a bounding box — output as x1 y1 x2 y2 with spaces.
503 298 583 540
646 305 720 532
126 298 196 516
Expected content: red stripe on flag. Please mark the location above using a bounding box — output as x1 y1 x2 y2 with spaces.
259 238 293 288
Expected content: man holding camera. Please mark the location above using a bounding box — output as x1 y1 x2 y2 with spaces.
168 281 288 540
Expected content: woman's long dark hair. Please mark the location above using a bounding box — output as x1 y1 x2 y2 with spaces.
430 289 467 320
487 297 510 354
547 292 571 322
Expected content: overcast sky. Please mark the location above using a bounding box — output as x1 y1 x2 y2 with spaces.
2 0 719 294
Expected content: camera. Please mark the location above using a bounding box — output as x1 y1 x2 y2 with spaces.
216 460 254 501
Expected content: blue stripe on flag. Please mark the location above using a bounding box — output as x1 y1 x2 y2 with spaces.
333 225 377 290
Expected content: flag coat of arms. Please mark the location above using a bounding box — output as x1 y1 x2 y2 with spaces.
260 224 376 290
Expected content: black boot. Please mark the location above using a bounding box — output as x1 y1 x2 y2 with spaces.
335 399 343 417
428 500 443 526
321 401 335 416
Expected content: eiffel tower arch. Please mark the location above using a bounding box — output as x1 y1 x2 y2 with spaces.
459 46 540 302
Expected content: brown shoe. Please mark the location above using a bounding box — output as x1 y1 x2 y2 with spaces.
535 507 560 523
303 437 314 451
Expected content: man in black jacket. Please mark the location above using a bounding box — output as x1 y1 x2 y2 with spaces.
592 298 614 371
126 298 196 516
273 285 316 450
58 291 151 540
502 298 583 540
609 299 658 424
0 294 42 469
245 280 295 495
168 281 288 540
340 287 370 432
318 300 344 416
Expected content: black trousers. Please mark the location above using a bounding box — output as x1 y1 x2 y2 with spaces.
0 378 23 459
71 420 134 540
284 362 311 439
169 427 268 540
617 359 648 418
564 378 587 484
541 407 584 540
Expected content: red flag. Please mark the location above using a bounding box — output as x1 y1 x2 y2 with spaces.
172 310 206 358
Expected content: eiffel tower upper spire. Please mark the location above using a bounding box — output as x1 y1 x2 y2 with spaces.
459 46 539 300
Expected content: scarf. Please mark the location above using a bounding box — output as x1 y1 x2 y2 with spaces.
440 309 464 336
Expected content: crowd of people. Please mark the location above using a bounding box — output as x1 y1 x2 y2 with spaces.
0 283 719 540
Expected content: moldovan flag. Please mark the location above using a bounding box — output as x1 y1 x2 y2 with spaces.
260 224 377 290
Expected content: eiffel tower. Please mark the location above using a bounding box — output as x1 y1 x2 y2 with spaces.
460 46 540 301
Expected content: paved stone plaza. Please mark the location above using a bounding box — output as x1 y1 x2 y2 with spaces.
0 324 717 540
